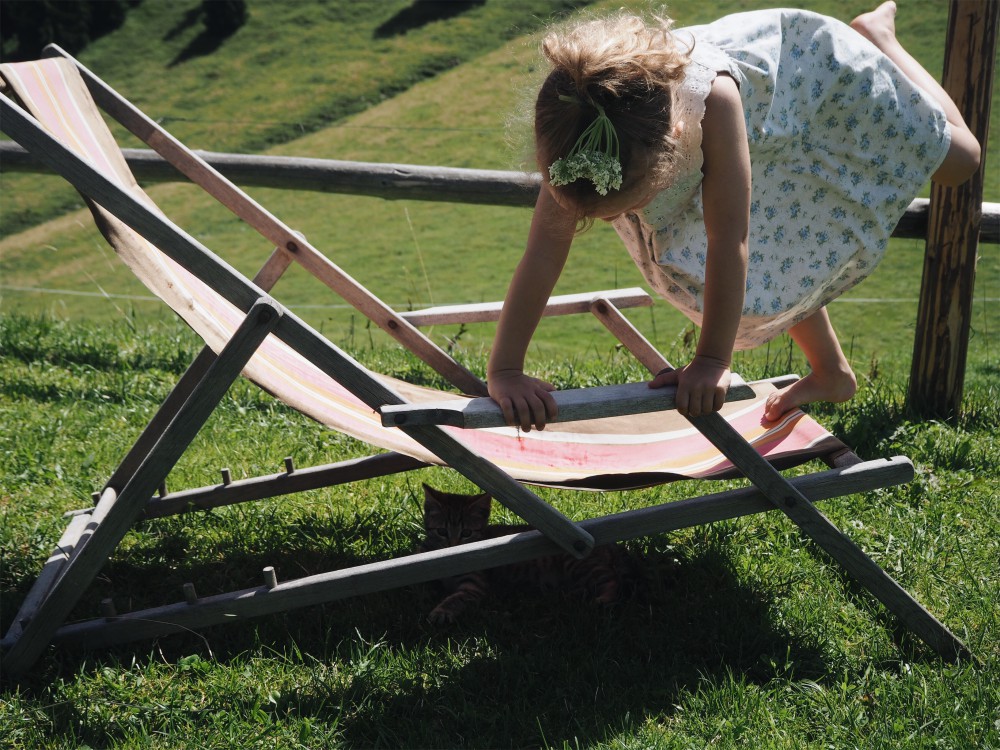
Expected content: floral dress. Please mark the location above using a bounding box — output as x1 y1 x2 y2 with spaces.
611 9 951 349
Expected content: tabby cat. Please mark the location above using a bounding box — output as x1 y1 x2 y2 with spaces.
419 483 638 624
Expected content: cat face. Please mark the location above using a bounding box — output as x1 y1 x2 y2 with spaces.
421 483 492 550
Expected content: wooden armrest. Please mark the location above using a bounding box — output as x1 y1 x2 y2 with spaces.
381 375 755 429
398 287 652 326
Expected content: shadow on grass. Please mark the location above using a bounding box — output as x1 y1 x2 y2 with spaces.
8 521 832 747
374 0 487 40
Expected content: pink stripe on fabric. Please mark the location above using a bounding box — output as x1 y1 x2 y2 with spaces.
3 60 123 182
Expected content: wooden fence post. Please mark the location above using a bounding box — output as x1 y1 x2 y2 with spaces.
909 0 998 420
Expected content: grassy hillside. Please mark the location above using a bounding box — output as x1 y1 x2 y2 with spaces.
0 0 592 235
1 3 998 747
0 315 997 748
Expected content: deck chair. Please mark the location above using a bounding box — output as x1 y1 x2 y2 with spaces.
0 48 970 677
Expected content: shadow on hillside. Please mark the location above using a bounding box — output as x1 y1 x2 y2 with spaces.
165 5 245 68
163 7 202 43
374 0 487 39
9 524 840 747
168 31 229 68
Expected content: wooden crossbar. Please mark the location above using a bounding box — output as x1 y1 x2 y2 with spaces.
381 377 755 429
3 140 997 244
399 288 652 326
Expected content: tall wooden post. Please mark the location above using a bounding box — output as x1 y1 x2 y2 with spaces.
909 0 998 420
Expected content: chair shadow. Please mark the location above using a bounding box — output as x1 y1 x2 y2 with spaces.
7 519 837 747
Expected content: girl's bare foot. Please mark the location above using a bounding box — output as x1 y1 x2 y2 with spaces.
850 1 898 48
763 367 857 422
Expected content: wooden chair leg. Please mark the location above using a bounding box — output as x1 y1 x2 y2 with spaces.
1 299 282 678
104 346 218 491
690 411 970 660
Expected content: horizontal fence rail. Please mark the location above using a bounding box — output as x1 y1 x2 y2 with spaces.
2 142 997 243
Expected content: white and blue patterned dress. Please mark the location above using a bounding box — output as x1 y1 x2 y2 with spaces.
612 9 951 349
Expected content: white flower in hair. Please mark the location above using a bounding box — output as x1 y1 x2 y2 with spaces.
548 98 623 195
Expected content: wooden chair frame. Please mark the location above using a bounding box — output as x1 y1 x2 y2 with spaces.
0 48 970 678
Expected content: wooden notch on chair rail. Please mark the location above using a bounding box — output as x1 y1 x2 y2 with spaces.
62 453 429 521
263 567 278 589
380 378 756 429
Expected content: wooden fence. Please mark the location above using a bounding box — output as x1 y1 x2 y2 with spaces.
2 142 996 243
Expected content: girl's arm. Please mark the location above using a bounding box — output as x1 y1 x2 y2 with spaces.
487 185 577 430
650 73 750 416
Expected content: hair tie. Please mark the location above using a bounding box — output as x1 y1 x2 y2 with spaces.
548 96 623 196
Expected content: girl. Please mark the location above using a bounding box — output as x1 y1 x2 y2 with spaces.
487 2 980 431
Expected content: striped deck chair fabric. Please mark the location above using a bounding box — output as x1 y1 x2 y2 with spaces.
0 58 844 488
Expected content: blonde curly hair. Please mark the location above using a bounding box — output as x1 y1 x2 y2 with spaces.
534 11 690 215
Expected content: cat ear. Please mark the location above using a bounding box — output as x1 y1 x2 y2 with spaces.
469 492 492 516
422 483 442 510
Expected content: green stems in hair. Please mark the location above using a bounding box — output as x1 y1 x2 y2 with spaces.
548 97 623 195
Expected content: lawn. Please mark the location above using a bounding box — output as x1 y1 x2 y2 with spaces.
1 0 998 747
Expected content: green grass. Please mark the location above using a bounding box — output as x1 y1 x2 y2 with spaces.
0 315 997 749
2 0 999 747
0 0 593 236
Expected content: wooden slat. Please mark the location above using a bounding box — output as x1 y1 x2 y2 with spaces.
48 456 914 650
127 453 425 520
0 513 92 648
252 247 295 291
399 288 652 326
588 297 674 375
380 377 755 428
103 347 218 492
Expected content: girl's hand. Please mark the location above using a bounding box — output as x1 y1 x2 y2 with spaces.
648 355 732 417
488 369 558 431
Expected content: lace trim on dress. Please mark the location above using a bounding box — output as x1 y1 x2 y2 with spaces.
634 39 736 227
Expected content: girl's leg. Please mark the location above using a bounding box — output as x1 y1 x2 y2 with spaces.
764 308 857 421
850 2 980 186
